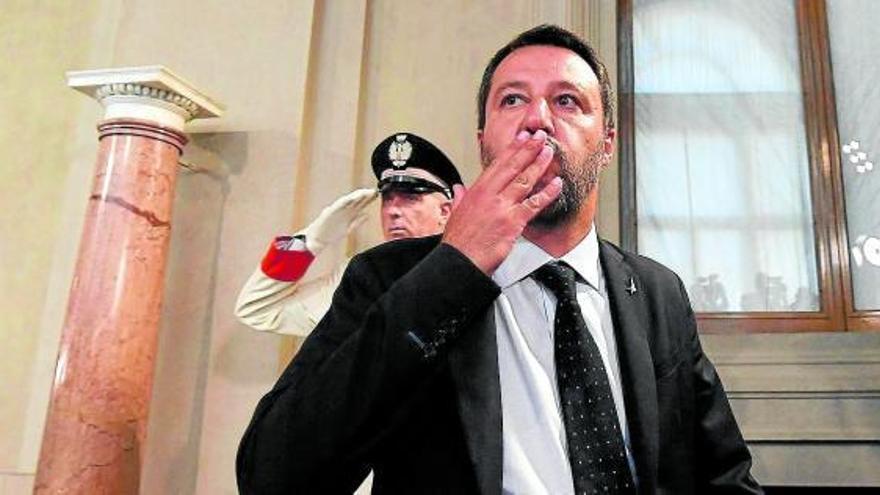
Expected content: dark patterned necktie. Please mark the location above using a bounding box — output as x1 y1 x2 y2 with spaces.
534 262 635 495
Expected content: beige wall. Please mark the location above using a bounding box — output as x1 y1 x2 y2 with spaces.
105 2 319 494
2 1 878 493
0 0 118 486
1 0 319 491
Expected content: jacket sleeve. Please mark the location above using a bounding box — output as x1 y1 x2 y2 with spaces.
679 278 764 494
236 242 500 494
234 238 349 337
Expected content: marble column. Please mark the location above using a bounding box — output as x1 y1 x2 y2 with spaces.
34 67 223 494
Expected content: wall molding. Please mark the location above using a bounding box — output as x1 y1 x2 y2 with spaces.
699 332 880 479
704 332 880 366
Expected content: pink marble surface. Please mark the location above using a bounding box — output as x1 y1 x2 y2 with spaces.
35 120 186 493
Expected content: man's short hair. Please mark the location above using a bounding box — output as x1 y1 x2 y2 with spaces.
476 24 615 133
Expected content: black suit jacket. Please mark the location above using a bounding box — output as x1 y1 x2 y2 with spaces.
237 236 762 494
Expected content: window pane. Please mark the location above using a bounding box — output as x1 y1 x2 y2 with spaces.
632 0 819 312
827 0 880 311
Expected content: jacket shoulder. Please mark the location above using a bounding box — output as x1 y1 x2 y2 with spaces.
357 234 441 259
600 239 685 292
348 234 442 281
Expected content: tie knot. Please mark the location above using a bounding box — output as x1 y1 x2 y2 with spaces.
534 261 578 301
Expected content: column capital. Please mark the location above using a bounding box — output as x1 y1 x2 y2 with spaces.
67 65 225 132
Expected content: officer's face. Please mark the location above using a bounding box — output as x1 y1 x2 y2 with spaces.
380 190 452 241
478 45 615 226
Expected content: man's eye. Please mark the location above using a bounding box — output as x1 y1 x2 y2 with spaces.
500 94 524 106
557 94 578 108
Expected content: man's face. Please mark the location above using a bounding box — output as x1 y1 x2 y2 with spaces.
380 190 452 240
478 45 615 227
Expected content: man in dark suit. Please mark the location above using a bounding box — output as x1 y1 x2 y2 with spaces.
237 25 763 494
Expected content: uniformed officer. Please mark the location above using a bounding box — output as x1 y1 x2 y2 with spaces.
235 132 463 337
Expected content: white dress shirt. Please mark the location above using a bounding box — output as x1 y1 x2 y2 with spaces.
492 226 636 494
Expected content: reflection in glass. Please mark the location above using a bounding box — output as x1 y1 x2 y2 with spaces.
828 0 880 310
633 0 819 312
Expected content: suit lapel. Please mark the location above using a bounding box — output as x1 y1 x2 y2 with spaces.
448 308 502 495
600 241 658 494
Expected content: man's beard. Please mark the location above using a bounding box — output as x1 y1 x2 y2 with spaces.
481 137 605 228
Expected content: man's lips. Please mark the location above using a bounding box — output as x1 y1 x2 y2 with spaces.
544 138 561 155
531 139 561 193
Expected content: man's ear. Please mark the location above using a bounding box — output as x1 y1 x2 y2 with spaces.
602 128 616 164
476 128 483 146
439 199 453 224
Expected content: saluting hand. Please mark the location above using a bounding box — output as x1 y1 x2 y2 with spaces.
304 188 379 254
441 130 561 275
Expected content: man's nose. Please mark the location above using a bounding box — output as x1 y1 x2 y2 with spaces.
523 99 554 135
384 196 403 214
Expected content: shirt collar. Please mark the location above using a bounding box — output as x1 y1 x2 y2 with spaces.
492 224 601 290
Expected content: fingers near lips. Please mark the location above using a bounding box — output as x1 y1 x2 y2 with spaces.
517 175 563 222
503 135 555 202
484 130 548 190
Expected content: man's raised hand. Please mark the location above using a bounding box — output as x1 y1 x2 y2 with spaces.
442 130 562 274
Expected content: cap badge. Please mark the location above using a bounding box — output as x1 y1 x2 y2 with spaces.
388 134 413 168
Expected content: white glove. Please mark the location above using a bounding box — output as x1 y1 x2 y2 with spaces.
303 188 378 254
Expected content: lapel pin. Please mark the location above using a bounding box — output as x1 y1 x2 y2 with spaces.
626 277 637 295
